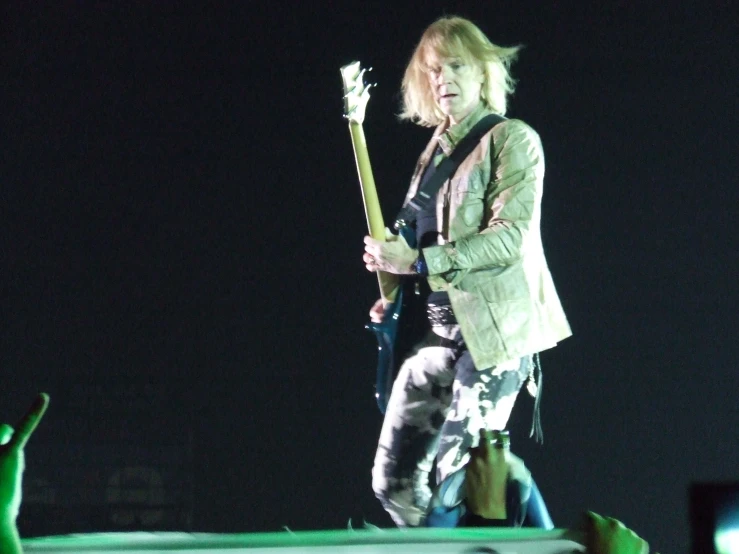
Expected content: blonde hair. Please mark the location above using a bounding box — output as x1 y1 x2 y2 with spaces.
400 16 522 127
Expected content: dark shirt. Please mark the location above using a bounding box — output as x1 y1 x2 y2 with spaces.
415 146 450 308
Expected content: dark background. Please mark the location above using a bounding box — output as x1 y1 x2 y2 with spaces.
2 2 737 553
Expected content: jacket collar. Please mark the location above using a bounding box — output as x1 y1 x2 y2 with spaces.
436 102 493 156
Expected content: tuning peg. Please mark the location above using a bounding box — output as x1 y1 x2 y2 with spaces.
359 67 377 89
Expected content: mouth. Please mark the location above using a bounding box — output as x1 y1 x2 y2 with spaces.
440 93 457 100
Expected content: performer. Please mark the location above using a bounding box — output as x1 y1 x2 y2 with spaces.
363 16 572 527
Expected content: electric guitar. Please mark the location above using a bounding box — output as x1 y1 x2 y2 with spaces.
340 61 426 413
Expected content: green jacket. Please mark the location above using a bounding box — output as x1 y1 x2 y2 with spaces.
408 104 572 369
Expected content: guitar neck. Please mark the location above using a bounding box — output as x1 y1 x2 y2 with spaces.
348 122 385 239
348 121 398 302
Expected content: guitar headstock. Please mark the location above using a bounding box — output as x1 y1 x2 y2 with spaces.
340 61 374 125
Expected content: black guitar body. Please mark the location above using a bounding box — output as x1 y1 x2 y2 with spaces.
366 226 427 414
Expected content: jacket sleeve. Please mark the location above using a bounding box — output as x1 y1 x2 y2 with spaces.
423 119 543 275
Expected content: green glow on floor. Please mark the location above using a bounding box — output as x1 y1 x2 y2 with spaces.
22 527 583 552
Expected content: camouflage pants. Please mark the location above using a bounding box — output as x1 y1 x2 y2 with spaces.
371 324 531 527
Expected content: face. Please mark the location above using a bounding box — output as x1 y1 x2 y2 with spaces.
425 53 484 125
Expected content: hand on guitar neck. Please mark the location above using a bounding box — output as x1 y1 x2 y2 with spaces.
363 228 418 276
364 228 416 322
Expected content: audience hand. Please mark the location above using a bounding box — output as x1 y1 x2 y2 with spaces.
0 393 50 554
584 511 650 554
465 429 509 520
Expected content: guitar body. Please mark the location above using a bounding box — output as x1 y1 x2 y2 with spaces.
365 285 403 414
366 229 427 413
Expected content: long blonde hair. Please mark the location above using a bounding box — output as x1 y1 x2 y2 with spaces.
400 16 522 127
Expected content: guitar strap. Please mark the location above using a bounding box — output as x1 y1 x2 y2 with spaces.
394 113 505 229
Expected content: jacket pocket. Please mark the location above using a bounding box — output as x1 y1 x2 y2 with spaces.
476 264 529 303
486 298 532 358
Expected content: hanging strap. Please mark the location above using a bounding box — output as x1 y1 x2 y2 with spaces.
528 352 544 444
394 113 505 229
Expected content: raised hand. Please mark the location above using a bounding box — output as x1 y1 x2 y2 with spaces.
0 393 50 523
465 428 510 520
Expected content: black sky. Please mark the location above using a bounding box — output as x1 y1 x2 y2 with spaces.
2 2 738 553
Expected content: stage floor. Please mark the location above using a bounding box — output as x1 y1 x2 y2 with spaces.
22 527 584 553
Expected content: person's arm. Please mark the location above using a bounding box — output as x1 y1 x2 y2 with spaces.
0 520 22 554
0 394 50 554
423 119 544 275
0 421 23 554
